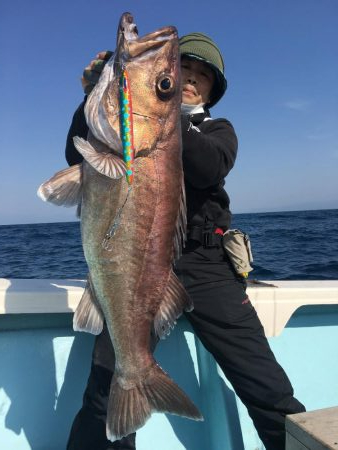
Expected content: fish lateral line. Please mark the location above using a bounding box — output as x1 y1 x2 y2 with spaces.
132 111 159 121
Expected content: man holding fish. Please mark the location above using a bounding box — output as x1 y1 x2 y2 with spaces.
49 13 305 450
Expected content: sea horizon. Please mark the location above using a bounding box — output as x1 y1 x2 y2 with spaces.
1 207 337 228
1 209 337 281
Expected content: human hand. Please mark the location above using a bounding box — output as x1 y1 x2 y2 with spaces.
81 50 113 95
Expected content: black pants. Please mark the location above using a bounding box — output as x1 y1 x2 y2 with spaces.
67 239 305 450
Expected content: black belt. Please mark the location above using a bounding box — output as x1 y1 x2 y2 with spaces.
187 226 224 248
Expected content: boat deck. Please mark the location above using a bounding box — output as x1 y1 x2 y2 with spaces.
0 279 337 449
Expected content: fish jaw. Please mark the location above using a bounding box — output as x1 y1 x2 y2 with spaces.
126 26 178 58
117 12 139 42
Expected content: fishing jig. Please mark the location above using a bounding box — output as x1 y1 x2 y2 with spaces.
119 69 135 185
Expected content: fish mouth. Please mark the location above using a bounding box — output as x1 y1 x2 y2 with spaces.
115 13 177 73
117 12 138 41
137 24 177 41
130 27 177 58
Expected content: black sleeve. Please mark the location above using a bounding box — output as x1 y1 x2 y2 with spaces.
65 98 89 166
181 115 238 189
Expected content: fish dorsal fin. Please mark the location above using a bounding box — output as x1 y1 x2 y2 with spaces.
73 136 126 179
173 176 187 261
154 270 193 339
73 275 104 335
37 163 82 207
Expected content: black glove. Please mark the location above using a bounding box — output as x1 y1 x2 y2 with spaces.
81 50 113 94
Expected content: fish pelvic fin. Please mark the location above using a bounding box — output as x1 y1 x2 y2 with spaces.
73 276 104 335
37 164 82 207
73 136 126 179
106 363 203 442
154 270 193 339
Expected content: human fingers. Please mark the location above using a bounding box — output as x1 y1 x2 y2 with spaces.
81 51 113 94
96 50 114 62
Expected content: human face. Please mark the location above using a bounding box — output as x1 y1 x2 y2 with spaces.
181 56 215 106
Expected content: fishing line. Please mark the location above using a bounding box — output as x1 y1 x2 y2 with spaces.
101 66 136 251
102 185 132 250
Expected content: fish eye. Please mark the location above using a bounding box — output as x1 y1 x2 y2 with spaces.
156 74 175 100
160 78 171 90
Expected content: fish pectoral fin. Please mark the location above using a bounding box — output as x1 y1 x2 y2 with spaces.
106 363 202 441
73 275 104 335
173 175 187 261
154 270 193 339
73 136 126 179
37 164 82 207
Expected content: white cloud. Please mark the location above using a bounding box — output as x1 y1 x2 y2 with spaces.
283 99 312 111
306 132 334 141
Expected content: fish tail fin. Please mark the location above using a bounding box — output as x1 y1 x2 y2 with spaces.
106 363 203 441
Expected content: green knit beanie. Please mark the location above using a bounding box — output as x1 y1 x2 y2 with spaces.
179 32 227 108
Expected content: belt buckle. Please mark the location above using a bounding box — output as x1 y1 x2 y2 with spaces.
203 228 224 248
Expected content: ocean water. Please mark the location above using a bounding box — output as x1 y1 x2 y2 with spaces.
0 209 337 280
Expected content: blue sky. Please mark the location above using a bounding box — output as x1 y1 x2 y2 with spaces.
0 0 337 225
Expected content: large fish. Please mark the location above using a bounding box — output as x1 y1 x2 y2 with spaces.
38 12 202 441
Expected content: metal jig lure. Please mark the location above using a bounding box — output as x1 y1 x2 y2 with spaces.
119 69 135 185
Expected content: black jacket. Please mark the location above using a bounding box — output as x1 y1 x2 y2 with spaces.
65 100 238 230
